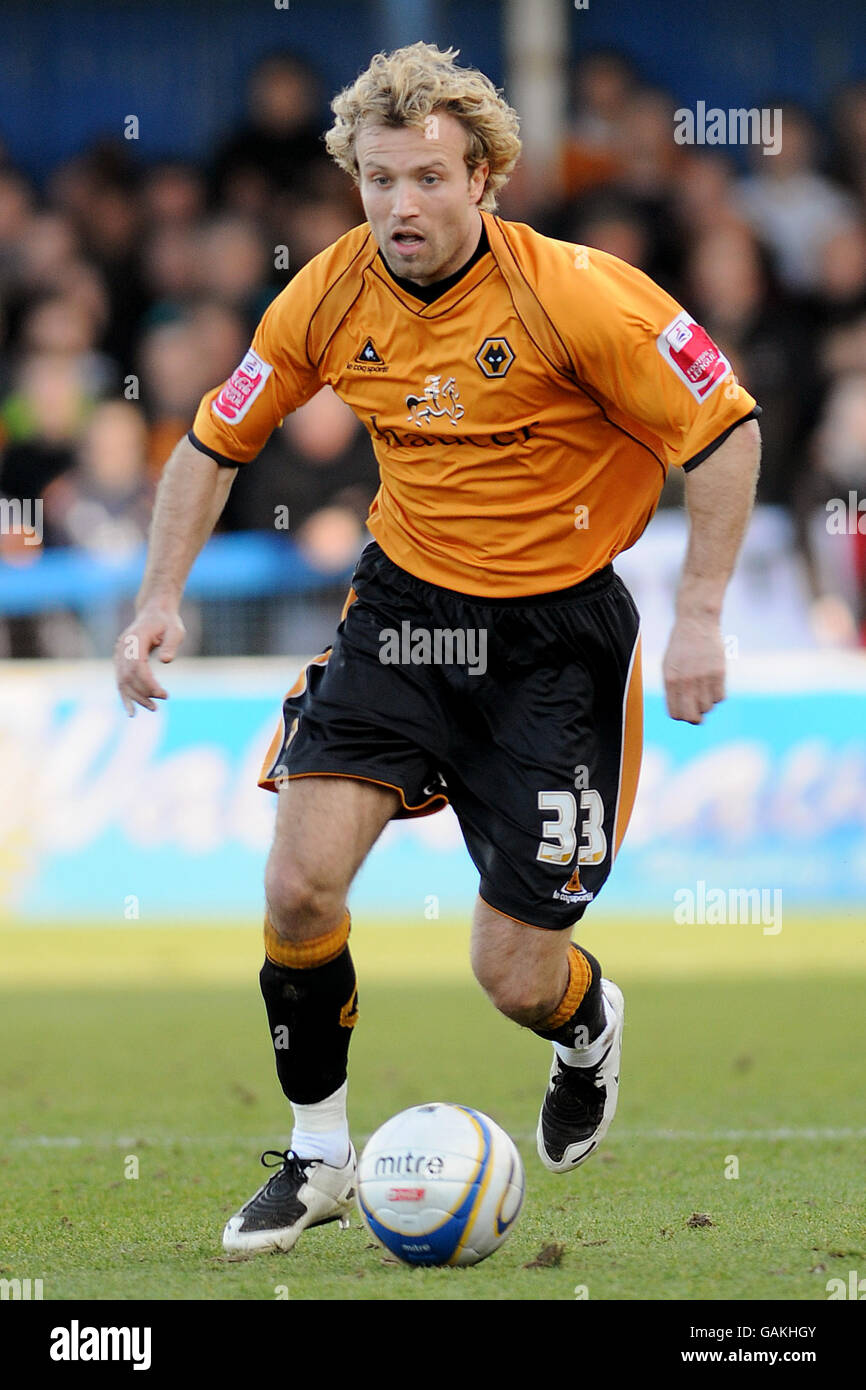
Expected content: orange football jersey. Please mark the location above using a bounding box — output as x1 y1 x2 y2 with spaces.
190 209 758 597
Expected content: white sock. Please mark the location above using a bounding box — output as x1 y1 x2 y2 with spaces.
290 1081 350 1166
553 994 615 1069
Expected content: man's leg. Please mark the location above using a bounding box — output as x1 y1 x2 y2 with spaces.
261 773 399 1156
470 897 604 1040
223 774 399 1254
470 896 622 1171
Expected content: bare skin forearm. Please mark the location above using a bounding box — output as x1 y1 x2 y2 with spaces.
136 436 237 612
663 419 761 723
677 420 761 619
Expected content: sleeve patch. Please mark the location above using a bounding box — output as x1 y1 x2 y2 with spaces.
212 348 274 424
656 312 731 403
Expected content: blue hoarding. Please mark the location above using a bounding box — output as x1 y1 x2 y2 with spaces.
2 656 864 923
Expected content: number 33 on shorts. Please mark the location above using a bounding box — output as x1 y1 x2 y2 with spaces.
536 789 607 867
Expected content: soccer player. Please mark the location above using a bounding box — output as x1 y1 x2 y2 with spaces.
115 43 761 1255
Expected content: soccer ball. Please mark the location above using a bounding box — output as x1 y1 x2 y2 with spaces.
356 1102 525 1267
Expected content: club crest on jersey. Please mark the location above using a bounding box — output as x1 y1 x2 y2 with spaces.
553 866 595 905
475 337 515 378
348 337 389 373
406 374 464 426
212 347 273 424
656 312 730 402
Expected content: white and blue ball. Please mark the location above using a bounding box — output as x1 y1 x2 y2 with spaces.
357 1102 525 1267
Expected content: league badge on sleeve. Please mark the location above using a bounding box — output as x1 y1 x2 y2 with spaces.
656 312 731 402
212 347 274 424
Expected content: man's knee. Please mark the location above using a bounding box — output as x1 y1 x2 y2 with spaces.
495 991 559 1029
470 901 570 1026
264 854 346 941
471 952 562 1027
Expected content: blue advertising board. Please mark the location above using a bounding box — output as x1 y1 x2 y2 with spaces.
1 656 864 923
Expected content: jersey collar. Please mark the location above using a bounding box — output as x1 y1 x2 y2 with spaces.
371 222 495 317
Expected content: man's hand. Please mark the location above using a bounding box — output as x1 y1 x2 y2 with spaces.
115 606 186 716
663 611 726 724
111 435 236 715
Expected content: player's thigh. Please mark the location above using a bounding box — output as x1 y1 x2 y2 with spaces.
265 774 400 922
447 580 642 930
470 895 573 1018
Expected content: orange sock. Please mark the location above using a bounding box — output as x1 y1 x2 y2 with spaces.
536 944 593 1032
259 909 358 1107
263 908 350 969
532 944 607 1048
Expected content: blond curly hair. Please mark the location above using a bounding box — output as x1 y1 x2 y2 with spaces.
325 42 521 211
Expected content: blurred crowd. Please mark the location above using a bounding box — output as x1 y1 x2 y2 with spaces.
1 47 865 655
547 53 866 647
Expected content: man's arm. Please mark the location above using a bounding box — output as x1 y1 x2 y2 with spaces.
663 419 761 724
114 435 237 715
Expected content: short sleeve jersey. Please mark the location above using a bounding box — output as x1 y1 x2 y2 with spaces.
190 209 758 597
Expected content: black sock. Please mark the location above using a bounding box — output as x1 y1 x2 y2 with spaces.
532 946 606 1048
259 946 358 1105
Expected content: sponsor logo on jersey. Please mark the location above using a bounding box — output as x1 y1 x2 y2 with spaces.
406 374 464 426
475 337 515 378
368 414 537 449
657 312 730 402
212 348 273 424
348 337 389 373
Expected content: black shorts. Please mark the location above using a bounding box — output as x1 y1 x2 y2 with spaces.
259 541 643 929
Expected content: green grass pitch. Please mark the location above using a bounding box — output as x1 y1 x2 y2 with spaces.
2 914 865 1301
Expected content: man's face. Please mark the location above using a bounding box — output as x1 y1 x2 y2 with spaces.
356 111 488 285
